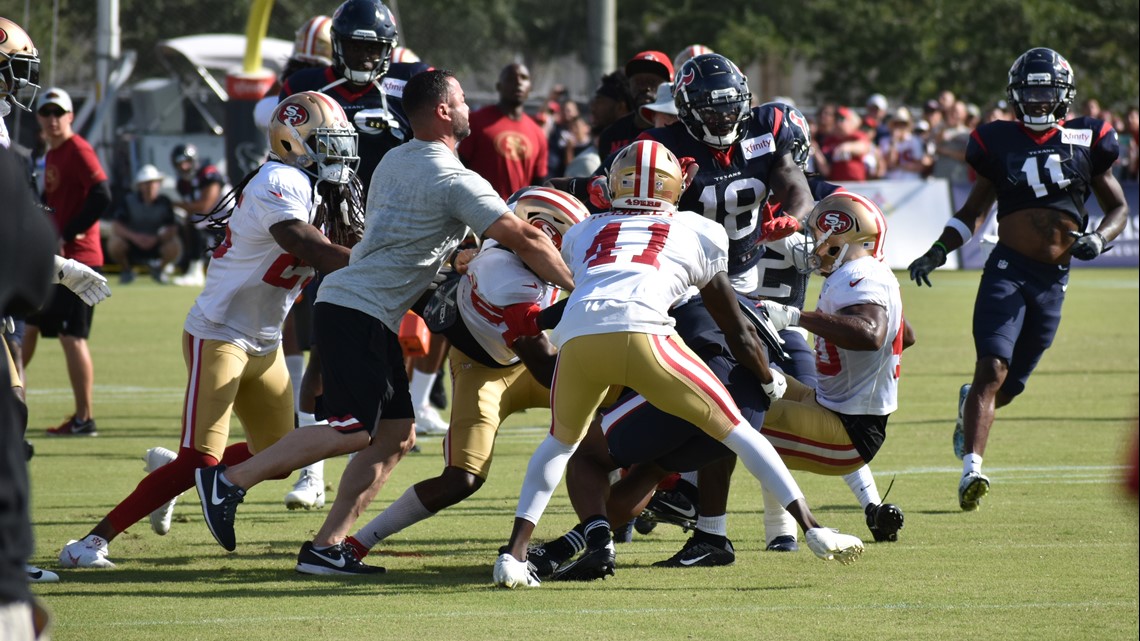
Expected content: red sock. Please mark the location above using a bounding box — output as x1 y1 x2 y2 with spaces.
105 448 217 534
220 442 252 467
344 535 369 558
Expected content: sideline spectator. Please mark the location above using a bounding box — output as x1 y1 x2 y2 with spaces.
170 143 225 286
931 100 972 185
638 82 678 128
864 93 891 146
881 107 929 181
589 71 633 140
108 164 181 284
458 62 549 199
596 51 672 156
25 87 111 437
820 106 872 181
549 100 591 178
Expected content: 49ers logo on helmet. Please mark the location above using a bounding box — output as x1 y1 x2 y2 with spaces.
0 29 8 44
817 211 855 234
278 103 310 127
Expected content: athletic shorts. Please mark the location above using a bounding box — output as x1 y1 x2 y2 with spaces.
25 284 95 339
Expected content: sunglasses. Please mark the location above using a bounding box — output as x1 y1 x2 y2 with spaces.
38 107 67 118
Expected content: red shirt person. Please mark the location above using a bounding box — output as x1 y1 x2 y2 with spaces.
459 62 548 199
820 106 873 182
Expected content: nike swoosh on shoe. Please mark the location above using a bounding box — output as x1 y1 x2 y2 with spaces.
312 550 347 568
679 553 711 566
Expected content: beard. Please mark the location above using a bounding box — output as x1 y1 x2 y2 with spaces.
454 121 471 142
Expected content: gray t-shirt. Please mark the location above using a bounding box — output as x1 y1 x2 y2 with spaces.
318 138 508 332
115 193 177 236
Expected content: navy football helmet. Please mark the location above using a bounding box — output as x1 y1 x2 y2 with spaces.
330 0 398 85
673 53 752 149
763 101 812 170
1007 47 1075 131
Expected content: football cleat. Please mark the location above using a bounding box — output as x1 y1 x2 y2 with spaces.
654 534 735 568
26 565 60 582
525 542 567 579
195 465 245 551
865 503 905 542
551 540 616 582
295 541 385 575
493 552 541 588
953 384 970 459
413 405 449 436
959 471 991 511
633 515 657 535
641 488 698 532
58 536 115 569
805 528 864 565
284 469 326 510
765 535 799 552
143 446 180 535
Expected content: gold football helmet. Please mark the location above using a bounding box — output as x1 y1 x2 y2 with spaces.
607 140 684 212
0 17 40 112
512 187 589 249
795 191 887 275
268 91 359 184
292 16 333 67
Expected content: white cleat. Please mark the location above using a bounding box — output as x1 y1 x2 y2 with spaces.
26 565 59 582
284 469 326 510
414 405 449 436
58 536 116 569
143 447 180 535
493 553 540 588
805 528 864 565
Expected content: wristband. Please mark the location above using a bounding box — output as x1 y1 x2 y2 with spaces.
932 241 949 255
945 218 972 244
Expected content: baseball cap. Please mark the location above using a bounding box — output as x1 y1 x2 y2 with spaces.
891 107 912 124
866 93 888 111
625 51 673 82
37 87 73 113
134 164 164 186
639 82 678 122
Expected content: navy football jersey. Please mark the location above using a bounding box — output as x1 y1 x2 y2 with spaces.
280 62 430 192
753 176 842 308
966 117 1118 226
617 104 799 275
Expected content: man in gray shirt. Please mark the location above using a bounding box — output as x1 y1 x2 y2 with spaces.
195 69 574 574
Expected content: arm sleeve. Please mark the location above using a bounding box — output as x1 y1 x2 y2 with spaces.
61 180 112 241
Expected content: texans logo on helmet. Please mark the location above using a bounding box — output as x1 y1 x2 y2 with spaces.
818 211 855 234
787 108 809 136
677 68 696 90
278 104 310 127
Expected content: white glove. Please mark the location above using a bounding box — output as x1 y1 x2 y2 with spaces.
53 256 112 306
761 370 787 402
760 301 801 331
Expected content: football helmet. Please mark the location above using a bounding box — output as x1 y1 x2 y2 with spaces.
268 91 359 184
764 101 812 170
390 46 419 63
1007 47 1075 131
170 144 199 178
674 53 752 149
330 0 398 85
794 191 887 275
512 187 589 250
292 15 333 67
607 140 684 212
672 44 714 75
0 17 40 112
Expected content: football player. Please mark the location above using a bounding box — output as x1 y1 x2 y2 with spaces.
493 141 864 588
58 92 363 568
0 16 40 148
319 188 586 574
907 48 1129 511
170 142 229 286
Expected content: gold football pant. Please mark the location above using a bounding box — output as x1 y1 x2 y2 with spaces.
762 376 865 475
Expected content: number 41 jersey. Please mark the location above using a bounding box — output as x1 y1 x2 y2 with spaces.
966 117 1118 222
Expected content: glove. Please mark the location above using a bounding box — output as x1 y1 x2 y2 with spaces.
907 244 947 287
678 156 699 190
760 301 801 332
54 257 112 306
1068 230 1107 261
587 175 611 210
501 302 542 347
761 215 801 242
761 369 787 403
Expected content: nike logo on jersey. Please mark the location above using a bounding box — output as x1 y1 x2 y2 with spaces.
523 283 539 289
310 548 347 568
657 499 697 519
680 553 711 566
849 277 865 287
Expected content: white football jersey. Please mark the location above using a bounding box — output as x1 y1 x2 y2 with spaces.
553 210 729 347
813 256 903 416
458 241 561 365
184 162 317 355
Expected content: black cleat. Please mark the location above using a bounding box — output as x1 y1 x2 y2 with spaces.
195 465 245 551
654 534 735 568
866 502 905 542
765 535 799 552
633 515 657 535
296 541 386 575
641 489 698 531
551 541 616 582
526 542 568 579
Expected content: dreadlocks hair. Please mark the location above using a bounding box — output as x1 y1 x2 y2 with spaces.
196 162 365 251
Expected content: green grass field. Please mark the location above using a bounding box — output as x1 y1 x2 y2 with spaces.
22 268 1140 641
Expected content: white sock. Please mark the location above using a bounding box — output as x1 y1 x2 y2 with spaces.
842 465 881 509
351 485 434 550
721 424 803 507
762 488 797 543
285 354 304 412
680 471 699 487
696 513 727 537
297 412 324 428
964 453 983 476
410 369 437 411
515 435 577 523
298 460 324 483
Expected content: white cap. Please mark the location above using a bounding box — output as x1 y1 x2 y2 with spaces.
37 87 73 113
639 82 678 122
866 93 888 111
134 164 164 185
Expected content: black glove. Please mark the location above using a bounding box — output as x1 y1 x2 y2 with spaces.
1068 230 1107 261
908 244 948 287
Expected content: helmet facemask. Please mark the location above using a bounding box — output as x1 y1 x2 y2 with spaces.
285 125 359 185
687 90 751 148
333 35 394 85
1007 48 1075 131
0 51 40 113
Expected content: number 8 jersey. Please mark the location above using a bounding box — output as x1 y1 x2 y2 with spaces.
966 116 1118 224
184 162 317 355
